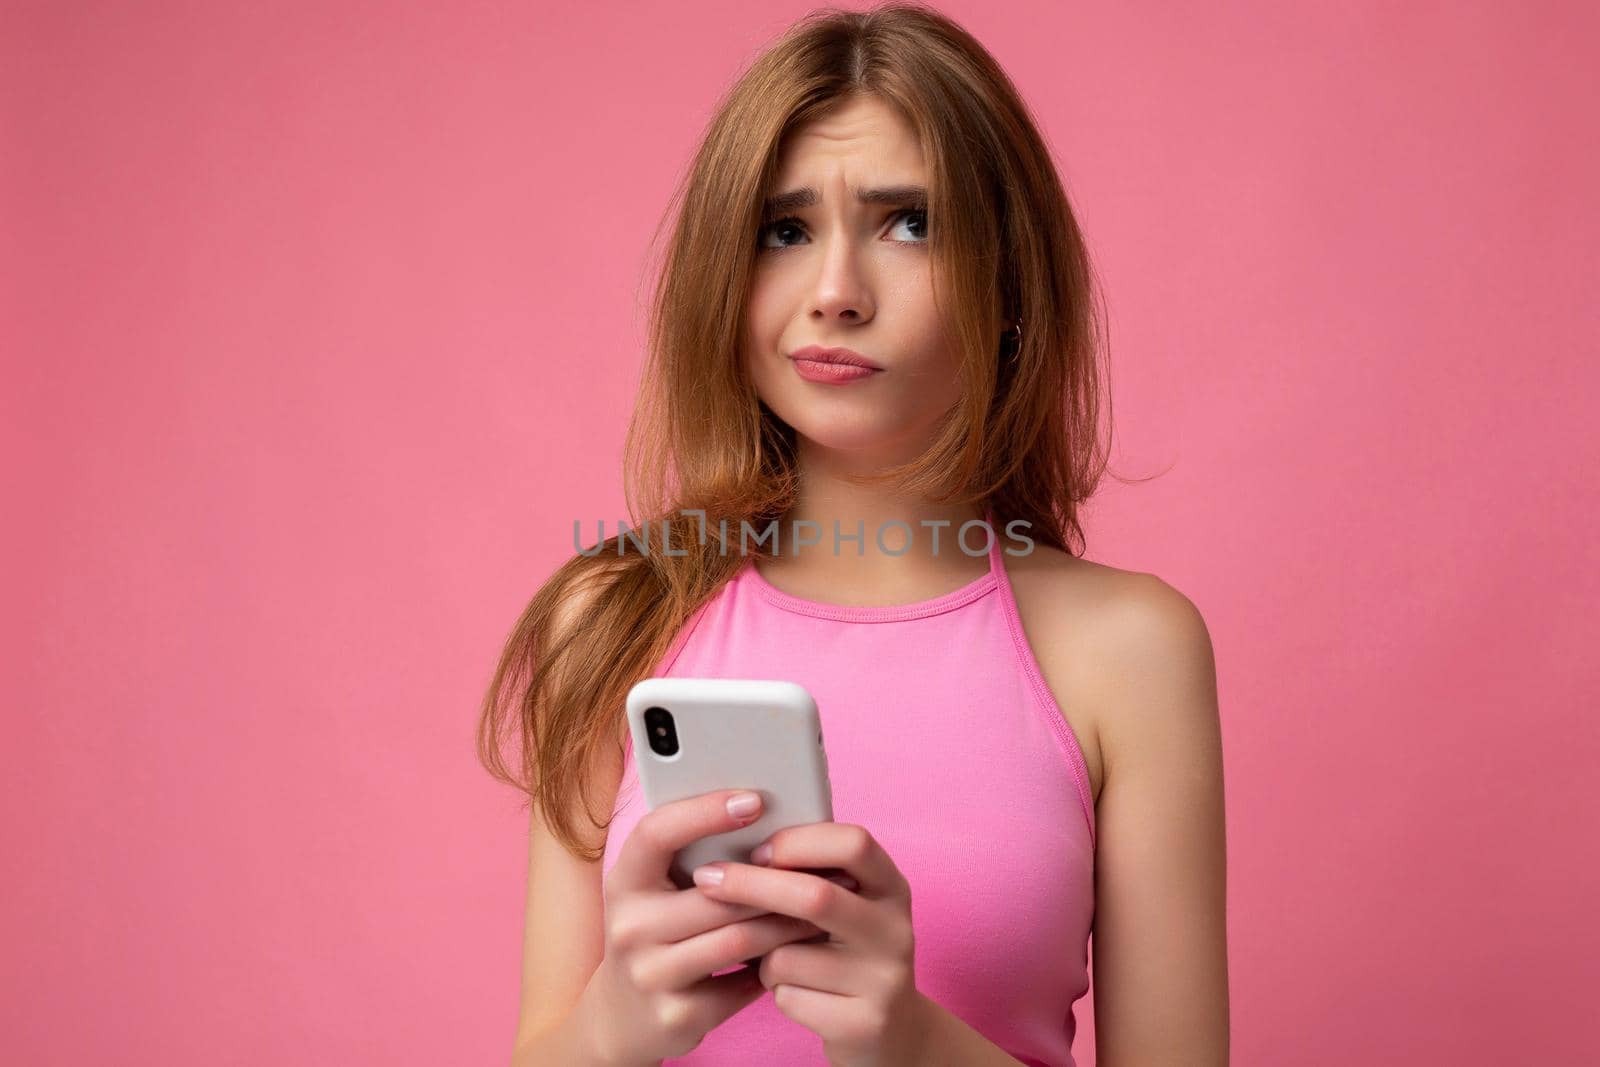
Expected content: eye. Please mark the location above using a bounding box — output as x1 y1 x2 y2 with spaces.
755 208 930 252
758 215 807 250
887 208 928 243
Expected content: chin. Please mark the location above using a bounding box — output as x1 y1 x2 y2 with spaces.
780 411 921 455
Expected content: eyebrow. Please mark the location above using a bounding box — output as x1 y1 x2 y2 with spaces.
761 184 928 217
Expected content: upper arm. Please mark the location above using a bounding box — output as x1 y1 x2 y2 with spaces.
1087 575 1229 1066
512 575 621 1048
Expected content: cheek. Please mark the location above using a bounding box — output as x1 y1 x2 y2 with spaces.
746 262 781 312
743 286 798 390
743 283 781 351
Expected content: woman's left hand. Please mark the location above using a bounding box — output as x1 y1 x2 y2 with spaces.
691 822 932 1067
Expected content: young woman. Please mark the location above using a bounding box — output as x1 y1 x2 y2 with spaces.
481 5 1228 1065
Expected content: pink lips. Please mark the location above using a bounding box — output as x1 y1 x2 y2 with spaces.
787 345 883 384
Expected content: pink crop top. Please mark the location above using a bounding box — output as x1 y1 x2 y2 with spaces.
599 509 1097 1066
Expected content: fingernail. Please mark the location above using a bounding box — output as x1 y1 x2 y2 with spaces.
826 873 858 891
726 792 761 820
750 842 773 866
693 864 725 887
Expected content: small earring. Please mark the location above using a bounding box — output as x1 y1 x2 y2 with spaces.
1002 318 1023 363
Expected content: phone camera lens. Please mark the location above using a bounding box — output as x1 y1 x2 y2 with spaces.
643 706 679 757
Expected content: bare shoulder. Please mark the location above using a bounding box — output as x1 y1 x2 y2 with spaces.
1006 543 1229 1061
1003 542 1216 807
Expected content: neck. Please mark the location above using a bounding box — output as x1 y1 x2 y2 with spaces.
758 439 990 597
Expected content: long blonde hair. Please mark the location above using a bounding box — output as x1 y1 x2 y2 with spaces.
478 2 1117 861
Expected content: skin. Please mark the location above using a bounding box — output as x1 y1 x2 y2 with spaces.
745 93 971 468
511 93 1229 1067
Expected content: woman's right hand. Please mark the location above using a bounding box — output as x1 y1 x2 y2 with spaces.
576 788 848 1065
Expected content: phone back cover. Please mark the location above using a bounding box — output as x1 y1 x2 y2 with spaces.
626 677 833 887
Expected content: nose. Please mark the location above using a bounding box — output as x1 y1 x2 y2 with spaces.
808 235 875 327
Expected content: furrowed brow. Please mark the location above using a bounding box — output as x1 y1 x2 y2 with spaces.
761 184 928 217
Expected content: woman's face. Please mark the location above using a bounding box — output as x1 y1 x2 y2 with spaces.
744 94 964 465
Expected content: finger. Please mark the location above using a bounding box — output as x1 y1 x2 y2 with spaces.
767 980 854 1031
643 913 825 990
611 788 764 891
751 822 906 898
625 885 778 945
724 925 830 978
693 863 877 942
759 939 855 995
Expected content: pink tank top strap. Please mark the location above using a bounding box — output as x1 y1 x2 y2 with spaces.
984 505 1098 845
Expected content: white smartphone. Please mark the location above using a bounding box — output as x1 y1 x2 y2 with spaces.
625 677 834 890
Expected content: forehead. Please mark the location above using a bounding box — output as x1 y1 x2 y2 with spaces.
771 95 926 183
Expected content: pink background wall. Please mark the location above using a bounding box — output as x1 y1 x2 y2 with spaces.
4 2 1595 1063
